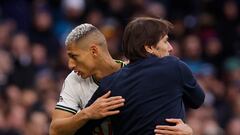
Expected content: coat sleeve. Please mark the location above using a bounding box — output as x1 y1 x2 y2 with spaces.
178 60 205 109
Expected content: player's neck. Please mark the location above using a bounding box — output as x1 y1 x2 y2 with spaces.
93 56 121 81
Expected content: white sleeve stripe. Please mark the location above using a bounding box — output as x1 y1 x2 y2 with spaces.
55 105 77 114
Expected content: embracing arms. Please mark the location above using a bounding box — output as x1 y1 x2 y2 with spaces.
50 91 125 135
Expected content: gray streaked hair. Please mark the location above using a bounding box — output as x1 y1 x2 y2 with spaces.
65 23 97 46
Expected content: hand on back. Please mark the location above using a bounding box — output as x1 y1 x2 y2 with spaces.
84 91 125 119
154 118 193 135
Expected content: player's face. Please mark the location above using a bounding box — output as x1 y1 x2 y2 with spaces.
152 35 173 57
67 43 96 79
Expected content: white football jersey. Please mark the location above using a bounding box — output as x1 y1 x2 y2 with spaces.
56 71 99 114
55 60 125 135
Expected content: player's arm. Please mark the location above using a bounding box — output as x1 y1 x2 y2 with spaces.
50 91 125 135
178 61 205 108
50 109 88 135
154 119 193 135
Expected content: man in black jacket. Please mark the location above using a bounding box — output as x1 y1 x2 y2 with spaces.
78 17 205 135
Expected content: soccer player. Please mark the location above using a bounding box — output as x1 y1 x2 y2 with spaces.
50 23 194 135
50 24 125 135
78 17 205 135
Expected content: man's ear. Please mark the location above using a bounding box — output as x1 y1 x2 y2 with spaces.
144 45 153 54
89 44 98 56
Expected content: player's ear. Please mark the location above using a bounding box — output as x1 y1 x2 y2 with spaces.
144 45 154 54
89 44 98 57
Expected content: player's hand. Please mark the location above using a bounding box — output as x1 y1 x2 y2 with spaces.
84 91 125 120
154 119 193 135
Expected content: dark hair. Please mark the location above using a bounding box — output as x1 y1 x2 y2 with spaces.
123 17 173 62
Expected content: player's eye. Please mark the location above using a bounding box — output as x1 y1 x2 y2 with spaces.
71 55 76 60
68 54 77 60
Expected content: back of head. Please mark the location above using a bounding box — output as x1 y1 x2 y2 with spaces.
65 23 107 50
123 17 173 62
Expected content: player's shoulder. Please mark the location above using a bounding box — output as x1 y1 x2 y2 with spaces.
65 71 93 85
66 71 87 81
66 71 78 80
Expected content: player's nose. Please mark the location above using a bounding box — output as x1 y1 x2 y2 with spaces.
68 59 76 70
168 42 173 52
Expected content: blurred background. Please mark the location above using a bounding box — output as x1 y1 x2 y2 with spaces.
0 0 239 135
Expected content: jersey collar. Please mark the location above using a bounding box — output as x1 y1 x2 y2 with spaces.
92 60 125 85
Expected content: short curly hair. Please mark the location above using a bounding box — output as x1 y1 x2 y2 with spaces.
65 23 97 46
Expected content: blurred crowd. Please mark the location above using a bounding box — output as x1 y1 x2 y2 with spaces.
0 0 239 135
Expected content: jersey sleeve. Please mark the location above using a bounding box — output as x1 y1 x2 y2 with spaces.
178 60 205 109
55 73 82 114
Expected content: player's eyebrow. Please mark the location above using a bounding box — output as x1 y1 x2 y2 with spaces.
67 52 76 58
